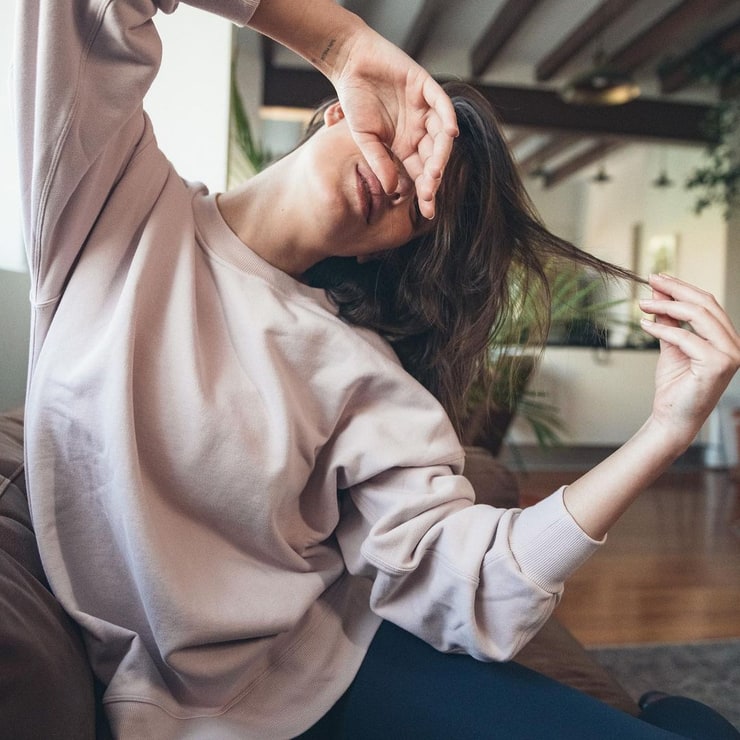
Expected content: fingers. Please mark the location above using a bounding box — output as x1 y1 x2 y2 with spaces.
389 129 452 220
648 273 738 339
648 283 679 330
640 321 739 388
416 85 457 219
640 274 740 365
417 129 455 219
422 76 459 139
355 135 400 195
355 119 451 220
641 301 740 360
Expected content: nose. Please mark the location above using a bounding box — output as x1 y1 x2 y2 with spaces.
390 165 414 204
382 145 415 204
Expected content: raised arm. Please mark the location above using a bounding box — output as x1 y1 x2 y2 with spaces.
247 0 458 219
16 0 160 305
563 273 740 539
13 0 261 359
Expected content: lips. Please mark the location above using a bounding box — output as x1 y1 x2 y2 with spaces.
356 164 384 224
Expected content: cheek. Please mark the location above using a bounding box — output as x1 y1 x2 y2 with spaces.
378 213 416 251
320 184 354 233
304 161 351 228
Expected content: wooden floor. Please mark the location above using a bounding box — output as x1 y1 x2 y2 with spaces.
515 468 740 648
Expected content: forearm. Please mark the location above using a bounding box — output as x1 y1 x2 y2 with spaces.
248 0 366 80
563 416 690 540
565 272 740 540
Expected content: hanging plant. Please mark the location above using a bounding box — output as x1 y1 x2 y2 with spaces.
681 48 740 218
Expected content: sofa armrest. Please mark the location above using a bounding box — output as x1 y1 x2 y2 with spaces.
0 409 98 739
515 617 638 716
463 445 520 509
462 443 637 716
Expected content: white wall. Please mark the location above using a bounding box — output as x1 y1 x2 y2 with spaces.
527 176 583 245
144 6 233 193
509 347 659 446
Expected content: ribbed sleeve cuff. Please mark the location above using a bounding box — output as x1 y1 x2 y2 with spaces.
509 487 605 594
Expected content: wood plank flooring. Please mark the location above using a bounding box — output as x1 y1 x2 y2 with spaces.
515 468 740 647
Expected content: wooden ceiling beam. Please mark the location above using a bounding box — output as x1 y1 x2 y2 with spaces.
402 0 444 60
464 82 713 144
659 18 740 94
262 66 335 109
471 0 542 78
607 0 736 74
261 68 715 144
535 0 639 82
517 134 581 174
544 140 626 188
506 129 536 150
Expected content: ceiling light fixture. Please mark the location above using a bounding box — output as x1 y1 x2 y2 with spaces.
652 149 674 188
561 52 640 106
652 171 674 188
592 164 612 184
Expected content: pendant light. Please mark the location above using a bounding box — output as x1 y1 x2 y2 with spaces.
652 148 674 188
561 50 640 106
592 164 612 183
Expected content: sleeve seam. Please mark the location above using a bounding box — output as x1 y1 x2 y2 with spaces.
360 544 481 584
31 0 114 287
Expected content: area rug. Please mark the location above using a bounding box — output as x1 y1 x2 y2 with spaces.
589 640 740 730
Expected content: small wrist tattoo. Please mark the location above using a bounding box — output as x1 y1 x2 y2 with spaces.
320 39 336 62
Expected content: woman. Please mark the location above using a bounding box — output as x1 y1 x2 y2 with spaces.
13 0 740 738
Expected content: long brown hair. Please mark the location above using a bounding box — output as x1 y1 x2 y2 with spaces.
304 82 637 433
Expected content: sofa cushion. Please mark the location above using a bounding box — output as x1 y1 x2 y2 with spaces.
0 409 97 739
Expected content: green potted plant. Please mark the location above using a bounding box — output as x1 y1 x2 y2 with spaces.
462 263 624 455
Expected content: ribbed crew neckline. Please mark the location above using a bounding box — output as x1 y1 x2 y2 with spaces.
193 191 336 313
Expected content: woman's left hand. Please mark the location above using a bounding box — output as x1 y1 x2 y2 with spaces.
639 273 740 447
248 0 457 220
329 23 458 220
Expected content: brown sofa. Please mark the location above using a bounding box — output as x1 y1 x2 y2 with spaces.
0 411 636 738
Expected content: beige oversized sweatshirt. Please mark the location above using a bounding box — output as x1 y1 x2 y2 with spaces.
13 0 603 737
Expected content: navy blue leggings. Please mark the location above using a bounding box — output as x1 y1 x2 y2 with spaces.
298 621 739 739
